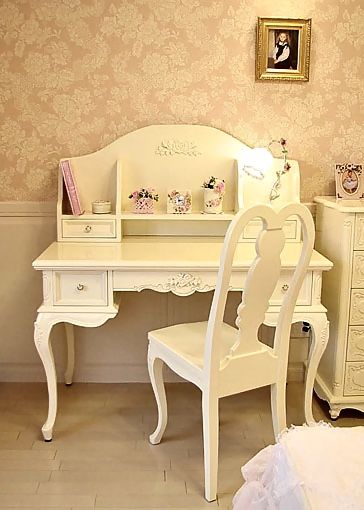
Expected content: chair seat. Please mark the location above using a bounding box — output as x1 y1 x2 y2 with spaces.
148 321 268 369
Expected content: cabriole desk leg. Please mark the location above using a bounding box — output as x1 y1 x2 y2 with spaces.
34 313 58 441
34 311 118 441
304 314 329 424
64 323 75 386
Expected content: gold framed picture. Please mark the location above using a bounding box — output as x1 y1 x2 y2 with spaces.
335 164 364 200
256 18 312 81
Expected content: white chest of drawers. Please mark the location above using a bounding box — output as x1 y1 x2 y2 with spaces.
315 196 364 418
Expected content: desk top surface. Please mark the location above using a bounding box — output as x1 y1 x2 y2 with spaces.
33 237 333 271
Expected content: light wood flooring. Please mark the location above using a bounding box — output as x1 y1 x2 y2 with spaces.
0 381 362 509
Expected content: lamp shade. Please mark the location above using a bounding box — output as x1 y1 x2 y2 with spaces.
240 147 273 179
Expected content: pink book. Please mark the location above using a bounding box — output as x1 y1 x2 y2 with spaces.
60 160 84 216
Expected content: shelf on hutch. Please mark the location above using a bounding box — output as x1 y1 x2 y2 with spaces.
57 125 301 243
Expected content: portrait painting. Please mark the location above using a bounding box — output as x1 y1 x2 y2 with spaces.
256 18 311 81
335 164 364 200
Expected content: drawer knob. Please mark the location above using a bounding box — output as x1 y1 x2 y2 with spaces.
76 283 85 291
84 225 92 233
282 284 289 291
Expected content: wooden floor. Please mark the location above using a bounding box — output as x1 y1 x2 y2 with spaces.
0 381 362 509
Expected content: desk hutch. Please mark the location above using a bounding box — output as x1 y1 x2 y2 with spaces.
33 125 332 440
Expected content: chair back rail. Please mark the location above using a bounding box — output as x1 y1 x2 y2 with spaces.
204 203 315 377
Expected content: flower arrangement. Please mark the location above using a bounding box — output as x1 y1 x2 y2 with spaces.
268 138 291 201
128 187 159 214
202 176 226 195
128 188 159 202
202 176 225 213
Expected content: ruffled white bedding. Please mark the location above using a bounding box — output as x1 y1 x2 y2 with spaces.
233 423 364 510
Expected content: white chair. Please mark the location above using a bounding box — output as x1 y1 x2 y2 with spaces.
147 203 315 502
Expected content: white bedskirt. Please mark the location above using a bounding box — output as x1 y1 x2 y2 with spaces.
233 423 364 510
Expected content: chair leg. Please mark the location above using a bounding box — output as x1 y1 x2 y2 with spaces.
148 354 168 445
202 391 219 502
270 380 287 439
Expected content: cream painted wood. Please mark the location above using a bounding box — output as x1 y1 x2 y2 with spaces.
112 269 312 304
33 126 332 445
53 270 108 306
350 290 364 325
57 125 301 242
347 327 364 361
147 203 316 502
32 235 331 442
242 217 298 241
344 363 364 395
314 196 364 418
64 323 75 385
62 217 117 239
34 311 118 440
33 236 332 438
352 252 364 287
354 214 364 250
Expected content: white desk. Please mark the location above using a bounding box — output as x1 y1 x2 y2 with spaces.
33 236 332 441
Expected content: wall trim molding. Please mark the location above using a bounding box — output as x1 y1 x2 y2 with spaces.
0 201 56 217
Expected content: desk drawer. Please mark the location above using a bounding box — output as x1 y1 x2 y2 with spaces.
113 270 312 305
242 218 299 242
347 327 364 361
62 219 116 238
53 271 108 306
349 290 364 325
354 215 364 250
352 252 364 287
344 362 364 395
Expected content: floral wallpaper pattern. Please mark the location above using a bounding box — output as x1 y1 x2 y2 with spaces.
0 0 363 201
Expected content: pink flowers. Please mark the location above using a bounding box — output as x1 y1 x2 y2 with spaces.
202 176 226 195
128 187 159 202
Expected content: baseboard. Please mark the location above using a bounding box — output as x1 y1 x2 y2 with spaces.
287 362 305 382
0 362 304 383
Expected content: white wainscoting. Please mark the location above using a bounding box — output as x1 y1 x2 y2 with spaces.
0 202 312 383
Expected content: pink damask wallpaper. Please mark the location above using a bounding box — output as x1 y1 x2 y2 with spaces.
0 0 362 202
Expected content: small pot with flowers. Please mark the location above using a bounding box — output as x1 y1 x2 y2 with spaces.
202 176 225 214
128 187 159 214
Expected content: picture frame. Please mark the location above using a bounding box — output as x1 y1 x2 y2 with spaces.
335 164 364 200
256 18 312 82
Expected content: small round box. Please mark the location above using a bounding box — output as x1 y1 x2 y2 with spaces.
92 200 111 214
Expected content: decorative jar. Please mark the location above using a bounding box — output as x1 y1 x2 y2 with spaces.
134 197 154 214
202 176 225 214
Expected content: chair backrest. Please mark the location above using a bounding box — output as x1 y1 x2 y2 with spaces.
204 203 315 376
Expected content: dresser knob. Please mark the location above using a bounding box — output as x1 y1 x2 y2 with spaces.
282 284 289 291
76 283 85 291
84 225 92 233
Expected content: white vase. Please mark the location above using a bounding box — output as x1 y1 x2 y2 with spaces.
203 188 223 214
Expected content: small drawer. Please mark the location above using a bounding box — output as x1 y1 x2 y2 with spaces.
62 219 116 238
344 362 364 395
347 327 364 361
242 218 299 242
53 271 108 306
352 252 364 287
354 214 364 250
270 271 312 306
349 290 364 325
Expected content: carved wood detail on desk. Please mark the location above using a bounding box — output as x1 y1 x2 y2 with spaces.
155 140 202 157
353 253 364 287
134 272 214 296
344 363 364 395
